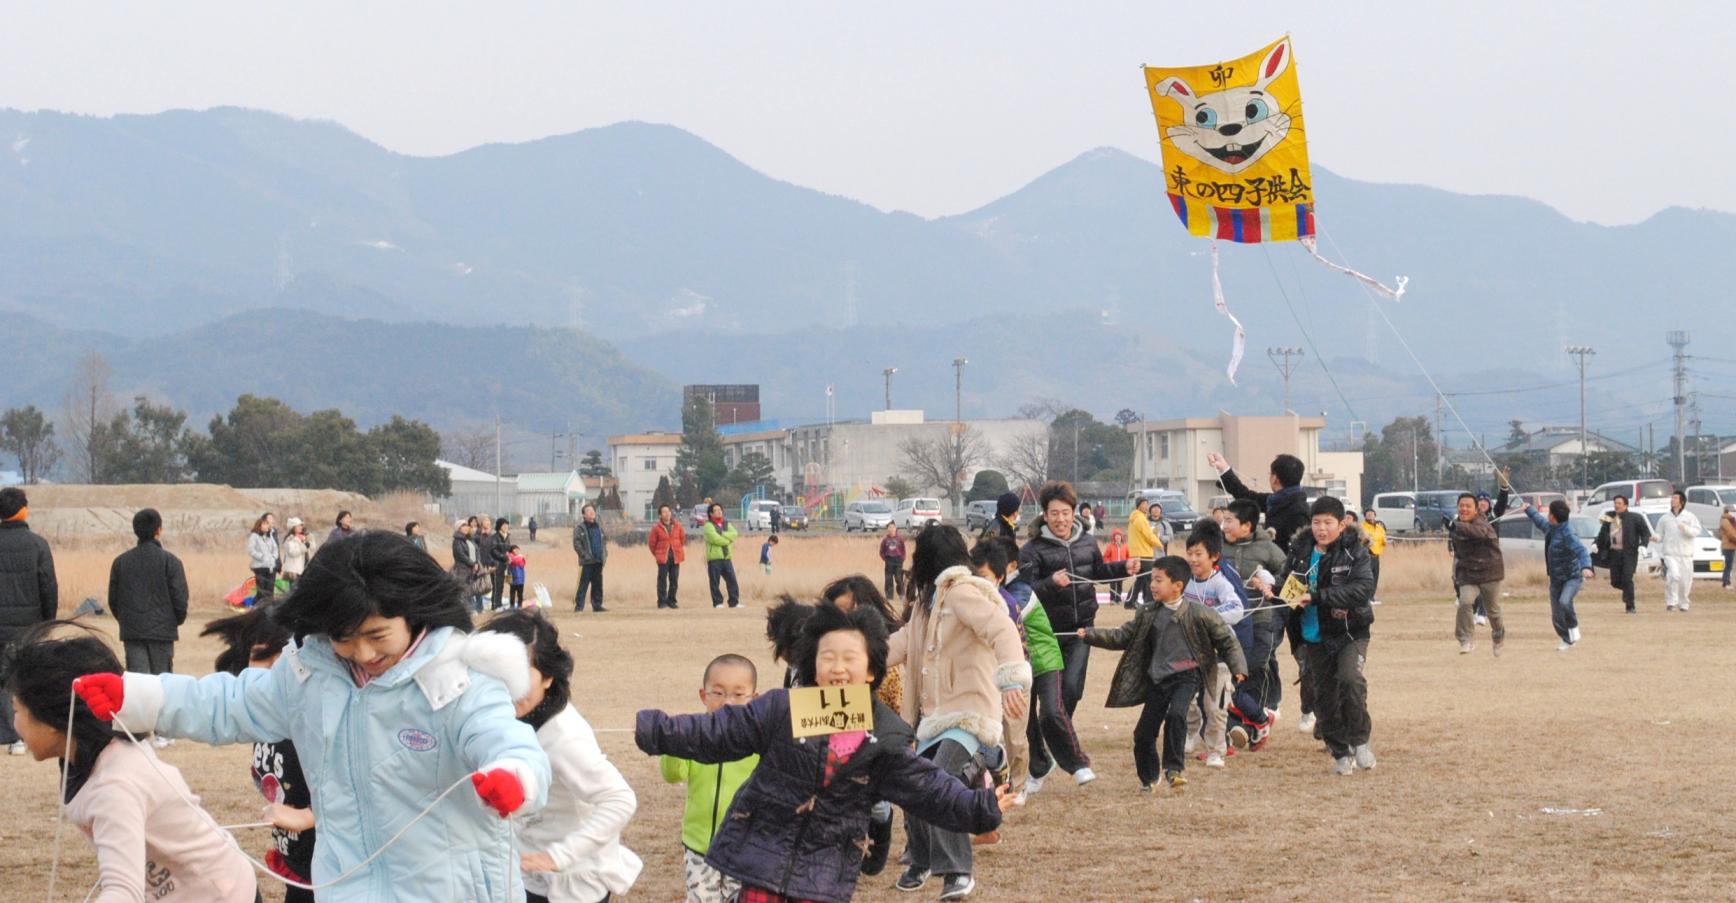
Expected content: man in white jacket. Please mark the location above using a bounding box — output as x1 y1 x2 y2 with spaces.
1655 491 1702 612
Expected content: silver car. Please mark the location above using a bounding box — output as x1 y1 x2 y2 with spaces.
844 500 894 532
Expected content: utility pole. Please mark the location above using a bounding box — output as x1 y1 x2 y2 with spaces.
1433 394 1446 486
1668 331 1689 483
1566 345 1596 490
1689 393 1705 484
882 367 897 411
952 357 968 424
1267 347 1305 414
1409 426 1419 493
494 413 503 516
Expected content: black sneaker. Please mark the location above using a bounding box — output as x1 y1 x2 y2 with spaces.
592 606 609 613
861 813 893 876
939 874 976 900
894 866 930 892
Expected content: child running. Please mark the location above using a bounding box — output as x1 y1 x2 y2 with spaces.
1278 497 1377 776
1079 556 1246 792
5 622 258 903
1180 521 1251 768
72 531 551 902
202 605 316 902
479 609 641 903
637 601 1010 903
661 653 761 903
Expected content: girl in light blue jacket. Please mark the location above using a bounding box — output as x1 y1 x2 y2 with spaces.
75 531 552 903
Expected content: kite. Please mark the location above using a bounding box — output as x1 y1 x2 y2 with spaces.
1143 36 1405 382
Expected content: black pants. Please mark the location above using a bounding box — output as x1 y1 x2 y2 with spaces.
1610 551 1639 611
509 583 525 608
1127 573 1151 608
490 566 508 609
708 559 740 607
657 561 681 607
0 691 20 743
1027 670 1091 778
904 739 974 877
1133 669 1201 784
124 640 174 675
575 562 605 610
252 568 276 602
527 894 607 903
1055 634 1091 716
883 561 905 600
283 884 313 903
1371 556 1382 597
1309 637 1371 758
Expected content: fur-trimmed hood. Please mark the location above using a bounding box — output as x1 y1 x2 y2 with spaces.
415 629 532 709
888 564 1032 749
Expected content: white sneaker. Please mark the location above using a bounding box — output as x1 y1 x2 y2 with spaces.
1459 641 1473 655
1475 614 1489 627
1025 773 1045 795
1556 641 1572 652
1184 734 1199 755
1205 752 1225 768
1568 627 1581 644
1073 767 1097 787
7 741 24 756
1297 712 1316 733
1353 744 1376 770
1012 790 1028 807
1331 756 1356 776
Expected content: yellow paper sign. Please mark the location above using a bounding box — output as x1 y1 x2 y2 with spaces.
789 684 875 738
1279 573 1309 607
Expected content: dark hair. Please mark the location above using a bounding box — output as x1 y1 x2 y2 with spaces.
1457 493 1477 506
252 512 274 534
1148 555 1190 586
336 510 352 525
132 508 162 542
466 516 480 529
907 524 971 612
0 622 122 801
707 503 724 518
1673 490 1687 505
765 596 814 666
1037 481 1079 511
0 487 25 519
820 575 898 630
796 601 889 692
1614 494 1630 504
1270 454 1304 489
494 518 509 532
703 653 758 688
202 604 293 676
508 544 521 553
479 609 571 730
1228 499 1261 529
1548 500 1571 523
1310 496 1347 520
768 534 779 544
658 504 672 515
404 521 419 536
1134 497 1149 511
274 531 472 642
1185 519 1223 558
970 535 1018 580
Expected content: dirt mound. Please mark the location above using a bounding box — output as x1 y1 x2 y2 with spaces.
22 483 382 542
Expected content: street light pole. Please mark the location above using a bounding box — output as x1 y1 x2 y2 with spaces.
1566 345 1596 489
952 357 968 424
882 367 897 411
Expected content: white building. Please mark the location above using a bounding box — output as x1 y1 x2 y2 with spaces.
787 411 1047 513
514 471 588 524
1127 413 1362 512
607 432 682 521
436 459 518 520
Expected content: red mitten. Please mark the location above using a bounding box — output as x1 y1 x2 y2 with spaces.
71 673 124 721
470 769 525 818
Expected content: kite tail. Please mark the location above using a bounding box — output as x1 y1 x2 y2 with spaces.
1299 236 1407 300
1211 241 1246 384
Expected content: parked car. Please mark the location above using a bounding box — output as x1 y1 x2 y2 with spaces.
1585 479 1674 515
1494 510 1658 578
1371 492 1416 533
1684 484 1736 526
1512 491 1568 514
843 500 894 532
1129 489 1199 539
1640 510 1725 580
891 497 944 530
689 503 711 528
964 499 998 533
1412 490 1468 533
779 505 809 531
1205 494 1234 512
744 499 783 531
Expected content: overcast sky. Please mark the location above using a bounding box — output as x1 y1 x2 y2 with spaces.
3 1 1729 224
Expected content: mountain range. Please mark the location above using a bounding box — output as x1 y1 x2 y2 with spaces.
3 106 1731 457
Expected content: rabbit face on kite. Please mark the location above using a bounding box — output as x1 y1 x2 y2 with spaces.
1153 39 1293 175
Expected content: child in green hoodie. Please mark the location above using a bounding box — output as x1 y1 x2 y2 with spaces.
661 653 761 903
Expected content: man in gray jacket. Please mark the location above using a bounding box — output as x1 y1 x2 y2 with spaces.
0 487 58 754
572 503 609 612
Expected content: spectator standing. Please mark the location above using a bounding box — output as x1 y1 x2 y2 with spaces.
1594 496 1652 614
404 521 427 553
1361 509 1387 602
528 515 539 543
1101 530 1130 606
451 520 485 613
488 518 512 611
982 492 1021 543
1721 506 1736 591
1125 498 1161 609
327 510 356 544
281 518 313 588
0 486 57 755
573 504 609 612
702 503 741 609
648 504 686 609
108 508 189 750
247 513 280 603
879 522 907 599
769 503 783 536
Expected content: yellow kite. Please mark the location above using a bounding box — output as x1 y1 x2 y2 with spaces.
1144 35 1312 244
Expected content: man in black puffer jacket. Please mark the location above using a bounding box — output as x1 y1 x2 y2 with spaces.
1208 451 1311 555
107 508 189 676
0 487 58 752
1017 482 1141 717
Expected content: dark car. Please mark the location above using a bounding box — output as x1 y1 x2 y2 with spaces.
964 500 998 533
780 505 809 531
1413 490 1468 532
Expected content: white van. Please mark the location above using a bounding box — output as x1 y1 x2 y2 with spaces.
744 499 783 531
1371 492 1416 533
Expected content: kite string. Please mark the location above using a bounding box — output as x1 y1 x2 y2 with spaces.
1259 245 1362 423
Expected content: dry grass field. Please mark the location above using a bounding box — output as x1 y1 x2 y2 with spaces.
3 531 1734 901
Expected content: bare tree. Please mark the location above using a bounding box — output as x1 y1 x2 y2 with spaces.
1016 397 1069 423
61 351 115 483
996 427 1052 495
441 424 495 471
898 424 987 515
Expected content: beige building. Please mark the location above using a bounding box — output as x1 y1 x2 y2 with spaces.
1128 413 1362 511
607 432 683 521
787 410 1046 514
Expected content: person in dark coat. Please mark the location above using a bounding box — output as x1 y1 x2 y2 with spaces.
486 518 511 611
527 515 539 543
572 503 609 612
1207 451 1310 553
1595 495 1653 614
107 508 189 677
0 486 58 753
981 492 1021 544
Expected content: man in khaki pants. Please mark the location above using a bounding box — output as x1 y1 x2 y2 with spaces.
1449 493 1506 656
